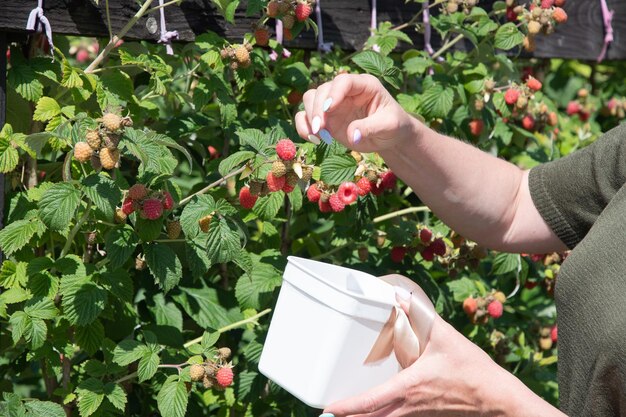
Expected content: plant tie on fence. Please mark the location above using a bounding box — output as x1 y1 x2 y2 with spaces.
597 0 614 62
158 0 179 55
272 19 291 61
370 0 380 52
26 0 54 57
315 0 333 53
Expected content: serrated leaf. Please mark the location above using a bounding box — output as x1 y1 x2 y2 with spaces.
113 340 148 366
61 58 84 89
351 51 390 76
103 383 127 412
9 311 29 344
33 97 61 122
25 401 66 417
320 155 357 185
495 22 524 50
24 297 58 319
0 135 19 174
0 218 45 256
235 261 282 309
76 378 105 417
253 191 284 221
134 217 164 242
218 151 255 176
201 331 220 349
144 243 183 293
75 320 105 355
62 282 108 326
236 129 269 154
0 260 27 289
28 317 47 349
82 174 122 221
420 84 454 119
157 375 188 417
99 269 133 303
491 253 520 275
173 286 232 329
180 194 216 239
39 182 81 231
206 218 241 264
446 277 478 302
137 351 160 382
237 370 259 400
8 62 44 102
105 225 139 270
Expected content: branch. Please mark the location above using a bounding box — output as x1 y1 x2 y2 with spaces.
391 0 446 32
179 165 248 206
373 206 430 223
60 201 92 258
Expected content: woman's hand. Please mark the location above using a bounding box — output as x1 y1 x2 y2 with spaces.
322 314 566 417
295 74 418 153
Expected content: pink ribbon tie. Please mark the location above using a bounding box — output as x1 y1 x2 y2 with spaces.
26 0 54 57
597 0 614 62
158 0 178 55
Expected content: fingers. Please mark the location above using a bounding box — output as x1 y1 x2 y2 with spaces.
326 73 383 114
295 111 321 144
345 109 397 147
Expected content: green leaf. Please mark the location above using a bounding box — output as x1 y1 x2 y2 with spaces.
82 174 122 221
236 129 269 154
0 135 19 174
24 297 58 319
33 97 61 122
447 277 478 302
218 151 255 177
173 286 232 329
351 51 391 76
144 243 183 293
28 317 47 349
420 84 455 119
147 132 194 170
157 375 189 417
185 236 212 278
320 155 358 185
9 311 29 344
201 331 220 349
8 62 44 102
103 383 127 412
0 260 27 289
491 253 520 275
0 218 45 256
495 23 524 50
134 216 164 242
25 401 66 417
206 218 241 264
383 66 403 90
0 287 31 304
105 225 139 270
113 340 148 366
76 378 105 417
75 320 105 355
39 182 81 231
243 79 280 104
62 282 108 326
99 269 133 303
253 191 284 221
137 351 160 382
61 58 84 89
235 260 282 309
180 194 216 239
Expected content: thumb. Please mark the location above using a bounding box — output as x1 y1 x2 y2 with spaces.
322 371 407 417
346 110 399 148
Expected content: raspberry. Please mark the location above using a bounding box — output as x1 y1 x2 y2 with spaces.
74 142 93 163
216 367 234 387
301 166 313 182
540 0 554 8
364 170 378 182
249 180 263 196
166 220 182 239
548 112 558 126
103 133 120 150
487 300 503 319
266 172 286 192
234 46 251 68
282 14 295 29
141 198 164 220
275 139 297 161
122 197 135 215
218 347 232 359
128 184 148 201
522 115 535 131
99 148 120 170
419 228 432 243
337 182 358 205
526 76 542 91
554 0 565 5
505 6 517 22
390 246 407 263
199 214 213 233
283 28 294 41
527 20 542 35
356 177 371 196
135 256 146 270
114 208 127 224
278 0 291 13
421 246 435 262
578 110 590 122
101 113 123 132
370 181 384 196
318 199 332 212
162 191 174 210
306 183 321 202
282 183 295 193
254 27 270 46
551 325 558 343
566 101 580 115
523 36 536 52
295 1 312 21
121 116 133 127
552 7 567 23
504 88 520 105
287 90 303 106
329 193 346 212
267 0 279 17
430 238 447 256
539 337 553 350
190 364 205 382
469 119 483 137
239 186 258 209
208 145 219 160
493 291 507 303
463 297 478 316
285 171 299 187
86 129 102 150
380 171 397 190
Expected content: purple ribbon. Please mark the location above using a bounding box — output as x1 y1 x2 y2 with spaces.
371 0 380 52
423 1 434 56
158 0 178 55
597 0 614 62
26 0 54 56
315 0 333 52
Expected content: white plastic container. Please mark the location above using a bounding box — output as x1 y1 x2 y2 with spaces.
258 256 401 409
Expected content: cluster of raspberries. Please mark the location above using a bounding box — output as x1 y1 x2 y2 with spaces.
306 169 397 213
500 78 558 132
266 0 314 30
117 183 175 222
389 227 448 263
566 88 592 122
443 0 479 15
189 347 234 389
220 43 253 70
462 291 506 324
507 0 567 52
73 113 132 170
538 325 558 350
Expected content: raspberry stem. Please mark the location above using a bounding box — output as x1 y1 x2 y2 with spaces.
179 165 248 206
372 206 430 224
60 201 92 258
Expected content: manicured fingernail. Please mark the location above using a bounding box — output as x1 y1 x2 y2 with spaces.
323 97 333 112
319 414 334 417
319 129 333 145
312 116 321 134
353 128 362 144
308 134 321 145
395 286 411 301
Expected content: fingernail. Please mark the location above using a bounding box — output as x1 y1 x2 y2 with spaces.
312 116 321 134
308 134 321 145
395 286 411 301
319 129 333 145
323 97 333 112
319 414 335 417
353 128 362 144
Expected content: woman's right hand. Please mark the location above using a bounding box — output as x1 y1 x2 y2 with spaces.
294 74 419 153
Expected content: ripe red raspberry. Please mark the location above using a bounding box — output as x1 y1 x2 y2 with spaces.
287 90 303 106
390 246 407 263
463 297 478 316
306 183 321 203
380 171 397 190
208 145 219 160
162 191 174 210
551 325 558 343
318 199 332 213
504 88 520 105
254 27 270 46
554 0 565 5
370 181 384 196
526 76 542 92
128 184 148 201
337 182 358 205
295 1 312 21
419 228 432 243
540 0 554 8
266 172 286 192
468 119 484 137
282 182 295 193
552 7 567 23
522 115 535 131
548 112 558 126
329 193 346 212
356 177 371 196
276 138 296 161
578 110 590 122
142 198 164 220
239 186 258 209
122 197 135 215
566 101 580 115
216 367 234 387
487 300 503 319
505 6 517 22
430 238 447 256
421 246 435 262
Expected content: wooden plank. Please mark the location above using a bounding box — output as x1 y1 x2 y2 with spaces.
0 0 623 60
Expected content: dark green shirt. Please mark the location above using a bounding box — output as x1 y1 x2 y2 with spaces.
529 123 626 416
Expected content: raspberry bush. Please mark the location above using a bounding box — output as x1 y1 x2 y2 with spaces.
0 0 621 415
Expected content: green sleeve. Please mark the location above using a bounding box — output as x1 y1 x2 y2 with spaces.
529 123 626 249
